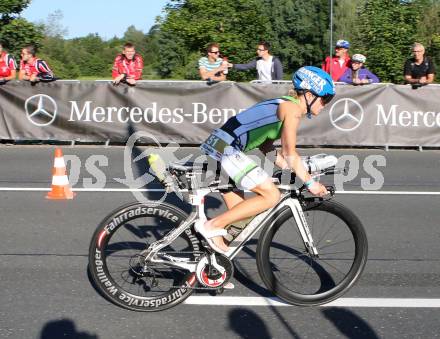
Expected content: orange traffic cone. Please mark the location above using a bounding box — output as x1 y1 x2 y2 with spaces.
46 148 75 200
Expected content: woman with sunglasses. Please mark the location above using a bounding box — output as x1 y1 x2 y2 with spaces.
198 43 227 82
197 66 335 253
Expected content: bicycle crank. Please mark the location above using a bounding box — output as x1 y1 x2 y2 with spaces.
195 253 233 288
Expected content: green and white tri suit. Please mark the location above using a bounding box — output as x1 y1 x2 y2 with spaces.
201 96 299 190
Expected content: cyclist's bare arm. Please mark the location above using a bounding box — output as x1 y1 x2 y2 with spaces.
277 101 327 196
277 101 311 181
258 139 289 170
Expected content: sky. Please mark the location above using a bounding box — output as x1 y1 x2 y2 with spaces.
22 0 170 39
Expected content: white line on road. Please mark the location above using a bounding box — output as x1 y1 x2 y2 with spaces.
0 187 440 195
184 296 440 308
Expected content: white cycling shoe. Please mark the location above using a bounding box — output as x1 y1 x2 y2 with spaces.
194 219 229 254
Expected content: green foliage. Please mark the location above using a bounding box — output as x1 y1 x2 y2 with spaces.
156 0 271 81
333 0 366 49
264 0 330 75
355 0 423 83
414 0 440 70
0 0 43 55
0 0 31 19
332 0 439 83
3 0 439 82
0 18 44 57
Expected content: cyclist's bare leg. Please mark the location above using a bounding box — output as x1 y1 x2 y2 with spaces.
205 178 280 251
222 190 245 209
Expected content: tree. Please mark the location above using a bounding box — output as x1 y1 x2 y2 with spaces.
333 0 366 48
41 10 68 38
123 26 148 56
414 0 440 71
0 0 31 19
263 0 330 74
356 0 422 83
0 0 43 57
156 0 271 80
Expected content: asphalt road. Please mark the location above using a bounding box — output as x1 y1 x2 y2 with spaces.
1 146 440 339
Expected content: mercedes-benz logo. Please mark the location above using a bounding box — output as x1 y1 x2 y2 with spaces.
329 98 364 132
24 94 57 126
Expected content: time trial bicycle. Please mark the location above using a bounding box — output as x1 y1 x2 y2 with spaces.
88 154 368 311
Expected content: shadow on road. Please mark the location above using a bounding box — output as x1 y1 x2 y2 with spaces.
40 318 98 339
233 241 272 296
322 307 380 339
228 307 272 339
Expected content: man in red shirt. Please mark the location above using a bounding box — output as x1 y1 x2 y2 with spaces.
322 40 351 82
0 42 17 83
112 42 144 85
18 45 54 83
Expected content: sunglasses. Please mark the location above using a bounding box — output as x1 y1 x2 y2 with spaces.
209 51 220 54
321 94 335 105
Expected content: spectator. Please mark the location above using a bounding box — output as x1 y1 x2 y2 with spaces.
404 42 435 87
0 42 17 83
339 54 379 85
198 43 227 82
229 41 283 81
18 45 55 83
322 39 351 82
112 42 144 86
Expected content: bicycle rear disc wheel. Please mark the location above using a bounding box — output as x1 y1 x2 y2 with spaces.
257 200 368 306
89 202 201 312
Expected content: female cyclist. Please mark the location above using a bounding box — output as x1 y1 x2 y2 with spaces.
197 66 335 253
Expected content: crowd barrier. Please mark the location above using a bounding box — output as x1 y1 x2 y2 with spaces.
0 80 439 147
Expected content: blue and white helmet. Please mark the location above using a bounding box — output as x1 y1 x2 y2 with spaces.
292 66 335 101
336 40 350 49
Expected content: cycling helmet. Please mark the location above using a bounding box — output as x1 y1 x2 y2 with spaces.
293 66 335 98
352 54 366 63
335 40 350 49
292 66 335 118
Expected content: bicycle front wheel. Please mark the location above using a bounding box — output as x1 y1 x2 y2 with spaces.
256 200 368 306
89 202 201 312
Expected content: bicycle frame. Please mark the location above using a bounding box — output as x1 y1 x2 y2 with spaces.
143 183 318 272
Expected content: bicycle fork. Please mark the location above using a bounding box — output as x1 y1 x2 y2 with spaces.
284 198 319 257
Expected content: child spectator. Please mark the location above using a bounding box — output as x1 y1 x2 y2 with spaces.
339 54 379 85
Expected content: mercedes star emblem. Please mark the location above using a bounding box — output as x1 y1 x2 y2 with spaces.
25 94 57 127
329 98 364 132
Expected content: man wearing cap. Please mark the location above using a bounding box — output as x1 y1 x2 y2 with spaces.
339 54 379 85
322 40 351 82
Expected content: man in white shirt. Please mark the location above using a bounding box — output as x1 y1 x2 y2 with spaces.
230 41 283 81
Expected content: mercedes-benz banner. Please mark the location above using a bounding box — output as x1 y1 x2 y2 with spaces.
0 81 439 146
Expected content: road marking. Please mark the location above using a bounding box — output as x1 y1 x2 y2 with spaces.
0 187 439 195
336 191 440 195
184 296 440 308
